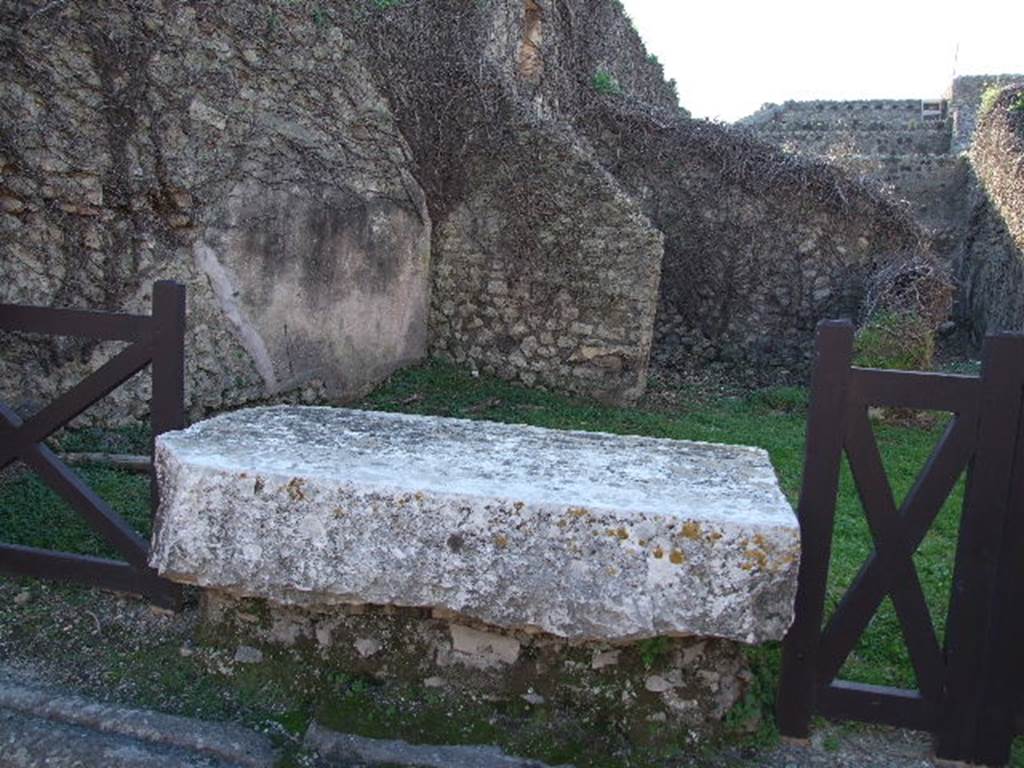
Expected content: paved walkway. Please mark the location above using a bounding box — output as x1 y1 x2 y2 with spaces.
0 677 277 768
0 671 944 768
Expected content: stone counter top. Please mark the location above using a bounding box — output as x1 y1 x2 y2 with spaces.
150 406 799 643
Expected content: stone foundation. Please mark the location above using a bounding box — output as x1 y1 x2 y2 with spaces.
199 590 757 759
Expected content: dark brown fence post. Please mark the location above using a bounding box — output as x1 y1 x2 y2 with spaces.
937 335 1024 765
148 280 185 610
777 320 855 739
149 280 186 503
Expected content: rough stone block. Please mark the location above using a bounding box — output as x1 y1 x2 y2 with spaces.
151 406 799 644
197 590 755 755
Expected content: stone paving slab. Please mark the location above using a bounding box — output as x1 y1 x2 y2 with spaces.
0 708 237 768
0 678 277 768
305 721 569 768
152 406 799 644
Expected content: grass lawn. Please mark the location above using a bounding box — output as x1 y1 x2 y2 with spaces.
0 359 1019 764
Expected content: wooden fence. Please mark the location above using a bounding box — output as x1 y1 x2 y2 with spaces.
777 320 1024 766
0 281 185 609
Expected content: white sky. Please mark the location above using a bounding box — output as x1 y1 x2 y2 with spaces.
621 0 1024 122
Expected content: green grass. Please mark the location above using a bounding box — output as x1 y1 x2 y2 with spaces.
0 465 151 558
0 359 1018 762
0 423 152 557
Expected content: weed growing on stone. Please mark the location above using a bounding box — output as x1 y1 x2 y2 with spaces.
593 70 621 95
637 636 671 669
980 85 1004 118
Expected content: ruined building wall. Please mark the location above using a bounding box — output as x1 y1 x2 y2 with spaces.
428 118 664 403
0 1 432 423
740 98 962 235
354 0 667 404
956 85 1024 339
581 107 924 380
514 6 930 381
739 77 1024 349
463 0 934 383
951 74 1024 153
1 0 952 416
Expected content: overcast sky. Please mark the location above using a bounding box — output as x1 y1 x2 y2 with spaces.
620 0 1024 122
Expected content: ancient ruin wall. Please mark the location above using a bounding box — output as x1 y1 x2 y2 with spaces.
0 1 432 423
581 106 926 380
352 0 669 404
429 120 664 403
2 0 952 413
951 74 1024 153
492 0 936 382
740 99 962 234
956 85 1024 339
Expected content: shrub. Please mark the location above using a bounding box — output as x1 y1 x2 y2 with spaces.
858 252 952 371
855 310 935 371
592 70 621 95
979 85 1003 118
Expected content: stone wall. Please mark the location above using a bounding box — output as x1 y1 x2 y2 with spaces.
0 1 431 423
760 127 951 158
740 98 961 236
1 0 955 415
580 107 924 381
201 591 755 763
742 99 938 130
428 119 664 403
487 0 935 384
347 0 671 404
837 155 970 234
951 74 1024 153
955 85 1024 339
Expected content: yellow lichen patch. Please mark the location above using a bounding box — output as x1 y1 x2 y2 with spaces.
669 549 686 565
567 507 589 519
332 507 346 517
742 548 769 571
706 530 723 542
286 477 305 501
614 527 629 540
606 565 619 576
653 547 665 559
494 534 509 549
681 521 701 540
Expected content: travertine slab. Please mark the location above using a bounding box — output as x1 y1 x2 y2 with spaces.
151 406 799 643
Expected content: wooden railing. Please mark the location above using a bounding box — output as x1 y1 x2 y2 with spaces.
0 281 185 609
777 320 1024 766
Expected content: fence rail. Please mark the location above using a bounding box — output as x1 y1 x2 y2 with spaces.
0 281 185 609
777 320 1024 766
